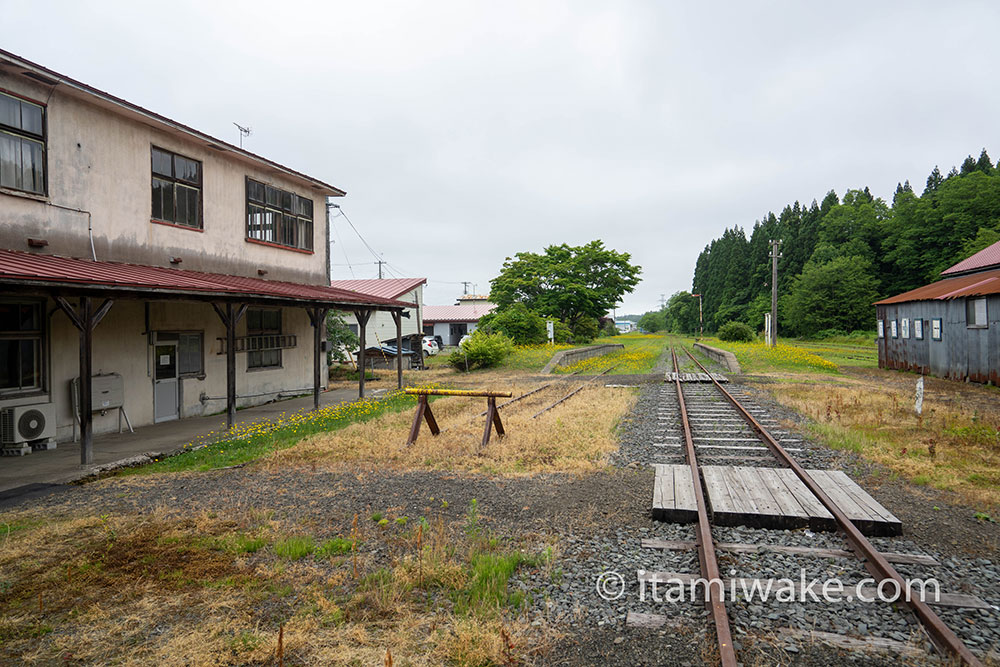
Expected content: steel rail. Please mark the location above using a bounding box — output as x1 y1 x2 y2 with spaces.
670 347 738 667
681 347 982 666
530 366 617 419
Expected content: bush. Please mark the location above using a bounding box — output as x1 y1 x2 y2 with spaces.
600 319 618 337
717 321 755 342
480 304 547 344
571 317 599 344
552 319 573 343
448 330 514 371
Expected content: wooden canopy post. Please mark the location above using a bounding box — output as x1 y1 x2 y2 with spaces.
354 309 372 398
307 307 329 411
212 302 247 430
391 309 403 389
403 388 512 447
56 296 114 465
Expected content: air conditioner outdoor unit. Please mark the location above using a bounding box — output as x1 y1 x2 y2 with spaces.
1 404 57 455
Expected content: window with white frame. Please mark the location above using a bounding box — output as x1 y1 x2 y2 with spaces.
931 318 942 340
914 318 923 340
877 320 884 338
890 320 898 338
0 91 45 195
901 318 909 339
0 302 44 394
966 297 988 328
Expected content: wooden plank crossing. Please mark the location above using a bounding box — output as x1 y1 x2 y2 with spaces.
651 464 698 522
696 466 902 536
665 372 729 383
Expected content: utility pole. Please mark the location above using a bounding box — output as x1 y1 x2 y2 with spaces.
659 293 667 310
769 239 782 347
376 260 386 279
461 281 471 295
691 293 703 340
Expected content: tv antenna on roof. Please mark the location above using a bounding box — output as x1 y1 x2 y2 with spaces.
233 122 252 149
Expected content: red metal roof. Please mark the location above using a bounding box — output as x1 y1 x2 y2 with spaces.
940 239 1000 276
874 267 1000 305
0 249 412 308
329 278 426 300
423 303 495 323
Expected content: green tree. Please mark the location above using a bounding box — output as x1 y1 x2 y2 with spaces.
478 303 547 345
326 312 358 363
782 256 879 336
488 240 642 327
665 291 700 334
637 310 667 332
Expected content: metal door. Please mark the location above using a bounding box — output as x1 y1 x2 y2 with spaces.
154 343 179 422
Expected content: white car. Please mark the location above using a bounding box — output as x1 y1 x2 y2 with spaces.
422 336 439 357
458 334 472 348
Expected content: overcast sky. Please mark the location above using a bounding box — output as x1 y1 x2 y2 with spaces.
5 1 999 314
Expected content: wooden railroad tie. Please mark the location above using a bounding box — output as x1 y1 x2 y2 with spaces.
405 388 513 448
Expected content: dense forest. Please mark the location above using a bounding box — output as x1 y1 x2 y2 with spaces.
648 150 1000 337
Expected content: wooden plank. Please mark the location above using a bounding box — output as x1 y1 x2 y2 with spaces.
756 467 811 520
808 469 876 534
776 628 926 658
825 470 902 536
672 465 696 516
640 538 939 566
772 468 835 531
701 466 738 521
736 467 790 526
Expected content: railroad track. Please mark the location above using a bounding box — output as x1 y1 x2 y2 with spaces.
636 346 984 666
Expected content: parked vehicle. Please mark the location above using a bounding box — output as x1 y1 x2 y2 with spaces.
459 334 471 348
424 334 444 349
422 337 439 356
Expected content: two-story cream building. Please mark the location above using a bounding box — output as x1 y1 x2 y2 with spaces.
0 49 410 462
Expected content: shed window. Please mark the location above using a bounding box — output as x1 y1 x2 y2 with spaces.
890 320 898 338
914 319 923 340
877 320 884 338
0 91 45 195
966 297 987 328
931 318 942 340
901 318 909 339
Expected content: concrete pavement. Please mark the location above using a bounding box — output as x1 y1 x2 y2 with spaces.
0 386 378 496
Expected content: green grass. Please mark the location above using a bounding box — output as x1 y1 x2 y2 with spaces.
315 537 354 558
551 333 670 375
274 536 316 560
120 390 420 475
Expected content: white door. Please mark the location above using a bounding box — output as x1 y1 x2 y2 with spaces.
154 343 179 422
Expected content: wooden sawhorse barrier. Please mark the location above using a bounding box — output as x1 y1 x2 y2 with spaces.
405 388 513 448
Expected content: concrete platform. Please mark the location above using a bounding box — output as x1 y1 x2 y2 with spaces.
0 385 370 497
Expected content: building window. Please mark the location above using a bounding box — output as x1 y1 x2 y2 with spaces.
151 147 202 229
0 91 45 195
914 319 923 340
246 178 313 251
890 320 898 338
966 297 988 328
0 302 43 394
901 318 909 339
877 320 884 338
931 318 942 340
246 308 282 369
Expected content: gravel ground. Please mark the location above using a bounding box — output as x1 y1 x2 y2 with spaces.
3 347 999 666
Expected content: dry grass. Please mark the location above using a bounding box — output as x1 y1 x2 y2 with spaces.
767 377 1000 512
0 506 555 665
275 381 638 475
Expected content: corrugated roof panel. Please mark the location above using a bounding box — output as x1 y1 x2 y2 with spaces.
874 268 1000 304
329 278 426 300
0 249 414 307
423 303 496 322
941 239 1000 275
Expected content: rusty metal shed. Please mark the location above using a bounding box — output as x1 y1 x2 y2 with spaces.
874 241 1000 384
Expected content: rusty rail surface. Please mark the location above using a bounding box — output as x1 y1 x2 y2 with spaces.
670 347 738 667
681 347 982 666
530 366 616 419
